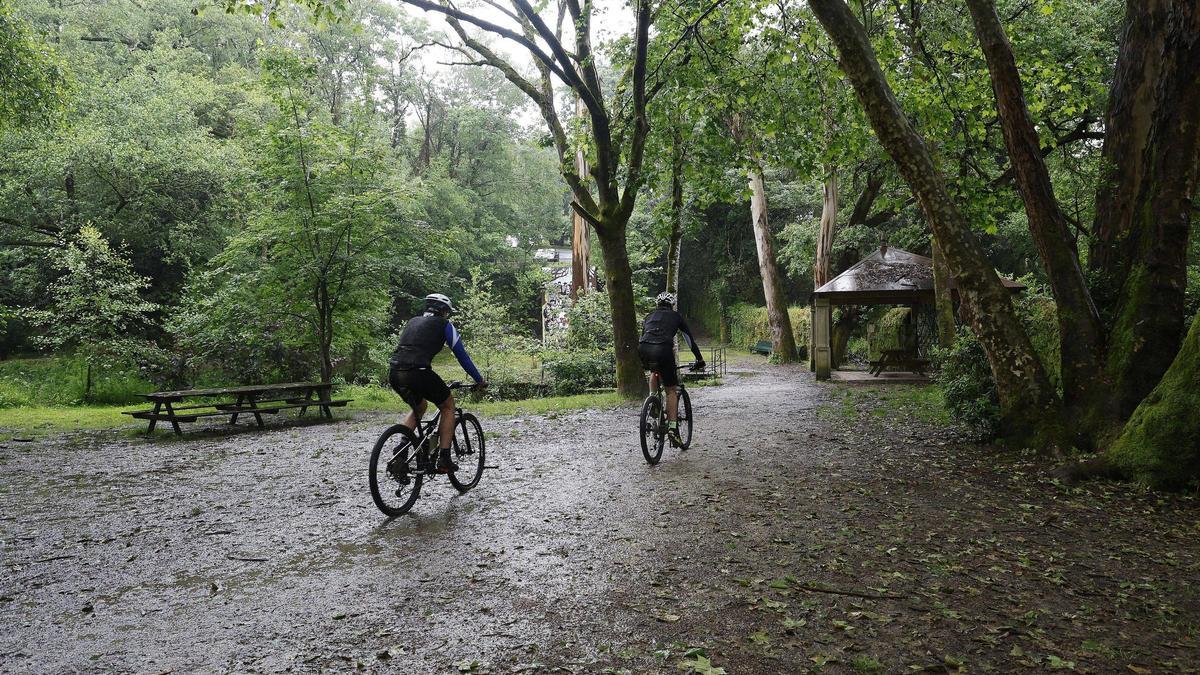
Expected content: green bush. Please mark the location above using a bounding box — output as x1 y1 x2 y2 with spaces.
565 292 614 351
933 327 1000 436
542 349 614 396
0 355 154 406
866 307 912 360
932 279 1061 436
726 303 812 352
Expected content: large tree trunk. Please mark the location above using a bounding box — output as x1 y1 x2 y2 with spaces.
596 224 648 398
809 0 1064 448
748 164 799 362
571 97 592 301
964 0 1106 435
1088 0 1169 309
665 127 685 297
1104 312 1200 489
931 238 956 348
814 167 838 288
1100 0 1200 423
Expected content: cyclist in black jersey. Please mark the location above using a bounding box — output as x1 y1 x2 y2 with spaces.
638 292 705 446
389 293 487 473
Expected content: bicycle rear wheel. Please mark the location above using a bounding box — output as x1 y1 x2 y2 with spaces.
677 387 694 450
640 395 665 465
369 424 423 516
448 412 485 492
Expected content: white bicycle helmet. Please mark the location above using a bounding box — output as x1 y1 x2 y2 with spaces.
425 293 455 313
656 291 676 307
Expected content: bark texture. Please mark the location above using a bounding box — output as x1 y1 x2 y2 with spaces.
596 225 649 397
809 0 1062 447
964 0 1106 429
1105 313 1200 489
931 238 956 348
665 127 685 297
748 165 800 362
1088 0 1169 308
814 168 838 288
1101 0 1200 421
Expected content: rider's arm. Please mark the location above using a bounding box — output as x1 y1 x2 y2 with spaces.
444 322 484 384
677 316 705 362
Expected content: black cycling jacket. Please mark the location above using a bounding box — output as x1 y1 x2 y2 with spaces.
639 309 704 360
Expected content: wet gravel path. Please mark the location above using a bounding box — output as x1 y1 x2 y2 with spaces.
2 362 1198 673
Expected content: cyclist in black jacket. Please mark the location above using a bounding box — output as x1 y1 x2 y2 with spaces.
389 293 487 473
638 292 705 446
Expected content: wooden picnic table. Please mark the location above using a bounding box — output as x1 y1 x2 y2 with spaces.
124 382 351 435
869 349 930 376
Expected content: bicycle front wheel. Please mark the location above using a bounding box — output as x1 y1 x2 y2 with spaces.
448 412 485 493
677 387 694 450
369 424 423 516
640 395 664 465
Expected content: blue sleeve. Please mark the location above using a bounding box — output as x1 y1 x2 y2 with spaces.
445 322 484 383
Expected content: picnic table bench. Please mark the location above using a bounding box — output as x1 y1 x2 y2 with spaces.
750 340 772 355
869 349 930 376
124 382 351 435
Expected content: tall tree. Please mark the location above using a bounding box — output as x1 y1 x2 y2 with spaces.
809 0 1200 469
396 0 683 397
807 0 1065 446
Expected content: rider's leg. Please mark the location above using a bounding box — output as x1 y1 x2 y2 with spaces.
402 400 427 431
436 393 456 450
649 370 659 392
666 385 678 421
435 393 458 472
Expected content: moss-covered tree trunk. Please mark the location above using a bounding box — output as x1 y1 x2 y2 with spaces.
1105 313 1200 488
931 238 956 348
809 0 1063 448
1099 0 1200 423
596 224 649 398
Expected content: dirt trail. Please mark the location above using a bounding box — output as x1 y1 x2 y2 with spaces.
1 360 1197 673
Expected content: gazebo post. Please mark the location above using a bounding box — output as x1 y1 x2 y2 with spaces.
814 297 833 380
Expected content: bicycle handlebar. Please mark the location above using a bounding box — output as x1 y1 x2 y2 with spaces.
447 381 482 391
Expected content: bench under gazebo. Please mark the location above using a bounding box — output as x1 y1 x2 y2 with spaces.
810 245 1023 381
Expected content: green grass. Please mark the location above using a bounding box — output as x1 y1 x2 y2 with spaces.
0 387 630 439
0 405 137 440
818 385 951 426
343 383 626 418
0 356 154 407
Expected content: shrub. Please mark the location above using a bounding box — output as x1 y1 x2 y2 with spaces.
565 292 614 351
542 349 614 395
866 307 912 360
932 280 1060 437
726 303 812 352
933 327 1000 436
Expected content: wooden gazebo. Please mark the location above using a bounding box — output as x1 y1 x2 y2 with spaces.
810 245 1023 380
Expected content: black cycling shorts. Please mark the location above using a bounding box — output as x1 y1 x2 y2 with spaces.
638 342 679 387
388 367 452 409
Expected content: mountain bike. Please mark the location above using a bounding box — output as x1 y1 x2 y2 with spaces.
639 363 699 465
368 383 486 517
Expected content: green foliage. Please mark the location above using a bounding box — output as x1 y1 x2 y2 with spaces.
0 0 67 132
542 350 615 396
866 308 913 361
934 280 1061 436
933 327 1001 436
0 356 153 407
725 304 812 352
25 226 158 398
566 292 615 352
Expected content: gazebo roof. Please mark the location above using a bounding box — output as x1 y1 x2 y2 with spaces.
813 245 1024 304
